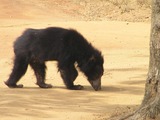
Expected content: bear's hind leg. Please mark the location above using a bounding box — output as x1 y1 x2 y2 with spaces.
59 65 84 90
5 56 28 88
30 61 52 88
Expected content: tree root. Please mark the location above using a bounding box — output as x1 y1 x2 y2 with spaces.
119 97 160 120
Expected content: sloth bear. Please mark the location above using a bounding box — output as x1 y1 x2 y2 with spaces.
5 27 104 91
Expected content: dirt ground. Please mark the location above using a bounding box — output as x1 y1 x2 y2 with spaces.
0 0 151 120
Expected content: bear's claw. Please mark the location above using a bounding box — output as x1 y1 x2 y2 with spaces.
4 81 23 88
69 85 84 90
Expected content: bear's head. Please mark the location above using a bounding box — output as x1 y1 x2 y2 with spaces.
79 51 104 91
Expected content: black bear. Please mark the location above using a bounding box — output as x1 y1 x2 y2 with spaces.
5 27 104 91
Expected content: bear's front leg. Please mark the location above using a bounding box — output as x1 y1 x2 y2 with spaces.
59 65 84 90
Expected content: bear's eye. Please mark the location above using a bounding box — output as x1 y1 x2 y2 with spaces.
95 66 103 76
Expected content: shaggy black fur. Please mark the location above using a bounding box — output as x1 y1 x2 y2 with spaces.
5 27 104 91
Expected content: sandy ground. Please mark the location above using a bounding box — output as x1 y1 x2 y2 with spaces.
0 0 151 120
